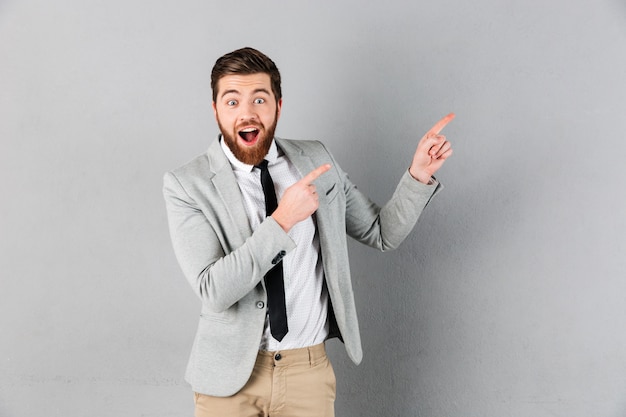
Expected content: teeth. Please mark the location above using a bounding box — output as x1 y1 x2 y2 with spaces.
241 128 257 132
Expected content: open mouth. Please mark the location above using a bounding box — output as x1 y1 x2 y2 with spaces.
238 127 260 145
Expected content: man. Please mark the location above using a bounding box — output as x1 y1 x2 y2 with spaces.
163 47 453 416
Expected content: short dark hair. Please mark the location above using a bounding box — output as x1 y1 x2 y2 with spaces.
211 47 282 102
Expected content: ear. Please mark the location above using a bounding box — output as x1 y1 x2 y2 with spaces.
276 98 283 120
212 101 217 119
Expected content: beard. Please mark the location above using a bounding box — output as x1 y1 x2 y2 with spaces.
218 109 279 166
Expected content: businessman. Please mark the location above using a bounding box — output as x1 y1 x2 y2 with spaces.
163 47 453 417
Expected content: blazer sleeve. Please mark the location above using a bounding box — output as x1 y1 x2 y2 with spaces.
163 171 296 313
334 150 442 251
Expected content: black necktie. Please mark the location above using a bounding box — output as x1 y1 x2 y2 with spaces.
257 160 288 341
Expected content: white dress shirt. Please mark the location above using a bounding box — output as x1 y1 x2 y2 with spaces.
220 137 330 351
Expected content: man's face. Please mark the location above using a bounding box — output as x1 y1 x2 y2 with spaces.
213 73 282 166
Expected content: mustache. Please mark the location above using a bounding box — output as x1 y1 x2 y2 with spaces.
236 121 264 131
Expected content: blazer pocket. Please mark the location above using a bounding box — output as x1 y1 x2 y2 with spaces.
324 183 339 204
199 311 233 324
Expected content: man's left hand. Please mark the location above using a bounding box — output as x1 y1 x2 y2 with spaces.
409 113 455 184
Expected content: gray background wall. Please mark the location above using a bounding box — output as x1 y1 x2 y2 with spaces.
2 0 626 416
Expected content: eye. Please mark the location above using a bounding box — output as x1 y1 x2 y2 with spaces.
227 99 237 106
254 98 265 104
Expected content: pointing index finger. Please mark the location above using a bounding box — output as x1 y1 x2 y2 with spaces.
302 164 331 184
427 113 456 135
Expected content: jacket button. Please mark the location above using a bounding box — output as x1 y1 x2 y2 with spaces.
274 353 282 361
256 301 265 309
272 250 287 265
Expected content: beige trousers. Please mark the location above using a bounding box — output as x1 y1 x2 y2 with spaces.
193 343 336 417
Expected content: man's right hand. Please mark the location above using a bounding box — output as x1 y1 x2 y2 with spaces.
272 164 331 232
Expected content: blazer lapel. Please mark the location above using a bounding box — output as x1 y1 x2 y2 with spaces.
276 137 335 206
206 140 253 244
277 137 334 250
277 138 316 179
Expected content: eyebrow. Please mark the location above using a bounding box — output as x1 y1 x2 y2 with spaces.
220 88 272 99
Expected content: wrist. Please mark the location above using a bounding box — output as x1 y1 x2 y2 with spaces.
408 167 432 184
271 211 294 233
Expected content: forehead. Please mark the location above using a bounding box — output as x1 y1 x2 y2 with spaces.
216 73 272 97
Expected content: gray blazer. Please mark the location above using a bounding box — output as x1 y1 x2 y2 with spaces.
163 137 440 396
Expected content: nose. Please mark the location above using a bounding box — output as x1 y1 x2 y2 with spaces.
239 102 258 122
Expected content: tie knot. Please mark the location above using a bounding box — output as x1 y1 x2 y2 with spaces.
256 160 269 172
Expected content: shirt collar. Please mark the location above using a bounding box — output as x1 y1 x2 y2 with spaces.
219 135 279 173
